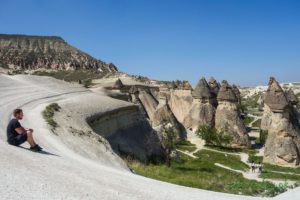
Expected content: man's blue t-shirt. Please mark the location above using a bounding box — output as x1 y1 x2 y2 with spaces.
6 118 21 143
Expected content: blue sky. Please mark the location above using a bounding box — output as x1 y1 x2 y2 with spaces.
1 0 300 87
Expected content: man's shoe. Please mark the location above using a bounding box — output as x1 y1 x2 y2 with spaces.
30 144 43 152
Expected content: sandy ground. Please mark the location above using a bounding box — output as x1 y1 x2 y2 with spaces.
0 74 299 200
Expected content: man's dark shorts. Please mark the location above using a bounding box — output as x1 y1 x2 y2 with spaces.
8 132 28 146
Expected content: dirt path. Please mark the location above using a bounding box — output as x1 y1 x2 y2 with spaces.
247 114 262 127
184 132 297 185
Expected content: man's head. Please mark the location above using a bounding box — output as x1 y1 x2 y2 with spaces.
13 108 23 120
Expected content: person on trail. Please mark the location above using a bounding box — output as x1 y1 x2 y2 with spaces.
257 162 263 173
6 108 42 151
251 161 256 173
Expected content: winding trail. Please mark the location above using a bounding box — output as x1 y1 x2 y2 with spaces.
247 114 262 127
184 123 298 186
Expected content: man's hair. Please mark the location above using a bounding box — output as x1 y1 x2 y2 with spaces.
13 108 23 117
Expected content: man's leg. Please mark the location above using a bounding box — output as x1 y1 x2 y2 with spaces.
26 130 37 147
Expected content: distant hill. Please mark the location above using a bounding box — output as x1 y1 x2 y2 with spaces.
0 34 118 73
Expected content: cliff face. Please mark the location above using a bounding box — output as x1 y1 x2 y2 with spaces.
169 89 193 123
0 34 117 73
88 105 164 161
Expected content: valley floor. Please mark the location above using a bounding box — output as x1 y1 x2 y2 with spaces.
0 74 299 200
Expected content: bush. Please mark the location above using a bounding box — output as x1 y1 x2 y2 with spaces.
243 116 254 126
42 103 61 130
255 138 261 145
196 125 232 147
83 78 92 88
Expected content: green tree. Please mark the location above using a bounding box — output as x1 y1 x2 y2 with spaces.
161 123 178 167
196 125 232 147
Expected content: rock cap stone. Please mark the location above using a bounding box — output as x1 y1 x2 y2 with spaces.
264 77 289 112
217 80 238 102
192 77 213 99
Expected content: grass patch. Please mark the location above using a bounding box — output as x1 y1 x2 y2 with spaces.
245 148 262 163
248 155 263 163
129 150 284 197
206 145 258 158
252 119 261 128
33 69 106 83
228 180 289 197
205 145 261 164
264 163 300 174
205 145 243 153
243 116 255 126
175 140 197 152
260 171 300 181
34 70 68 80
195 150 249 171
42 103 61 130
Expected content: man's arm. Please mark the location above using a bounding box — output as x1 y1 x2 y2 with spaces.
15 127 26 134
14 120 34 134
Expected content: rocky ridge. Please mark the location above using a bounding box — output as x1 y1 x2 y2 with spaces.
0 34 117 73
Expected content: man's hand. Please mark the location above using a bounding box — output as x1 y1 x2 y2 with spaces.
25 128 34 132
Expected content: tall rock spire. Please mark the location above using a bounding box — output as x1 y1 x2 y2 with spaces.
263 77 300 167
183 77 216 130
215 80 250 147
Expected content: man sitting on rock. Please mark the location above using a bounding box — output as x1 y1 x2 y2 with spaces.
6 108 42 151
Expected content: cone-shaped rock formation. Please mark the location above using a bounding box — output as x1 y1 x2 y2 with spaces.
263 77 300 167
215 80 250 147
183 78 216 131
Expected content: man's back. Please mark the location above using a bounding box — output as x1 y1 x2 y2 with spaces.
6 118 21 143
